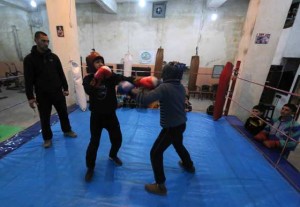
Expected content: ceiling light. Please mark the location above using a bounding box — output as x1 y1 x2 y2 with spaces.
139 0 146 8
211 13 218 21
30 0 37 8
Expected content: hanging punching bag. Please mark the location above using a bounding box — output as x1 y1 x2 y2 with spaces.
124 53 133 77
154 47 164 79
188 55 200 91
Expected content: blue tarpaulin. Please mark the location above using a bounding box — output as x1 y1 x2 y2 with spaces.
0 108 299 207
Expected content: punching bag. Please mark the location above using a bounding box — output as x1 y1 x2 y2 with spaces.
71 61 87 111
213 61 234 121
124 53 133 77
188 55 200 91
154 47 164 79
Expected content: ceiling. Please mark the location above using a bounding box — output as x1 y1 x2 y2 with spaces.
0 0 228 12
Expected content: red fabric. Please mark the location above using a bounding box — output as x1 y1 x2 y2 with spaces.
263 140 280 148
254 131 268 142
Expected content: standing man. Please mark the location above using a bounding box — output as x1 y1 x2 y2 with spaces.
23 31 77 148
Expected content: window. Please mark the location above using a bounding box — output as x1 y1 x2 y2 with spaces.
212 65 224 78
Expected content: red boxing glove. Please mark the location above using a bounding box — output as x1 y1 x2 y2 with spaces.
263 140 280 148
136 76 158 90
94 66 112 80
254 131 268 142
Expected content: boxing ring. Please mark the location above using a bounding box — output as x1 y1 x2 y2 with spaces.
0 108 299 207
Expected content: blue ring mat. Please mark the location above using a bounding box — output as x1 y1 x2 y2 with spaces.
0 108 299 207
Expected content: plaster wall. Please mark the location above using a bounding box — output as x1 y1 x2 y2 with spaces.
76 0 248 67
230 0 293 122
0 0 248 69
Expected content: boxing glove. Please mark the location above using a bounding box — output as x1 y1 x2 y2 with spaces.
263 140 280 148
254 131 268 142
117 81 135 94
135 76 158 90
94 66 112 80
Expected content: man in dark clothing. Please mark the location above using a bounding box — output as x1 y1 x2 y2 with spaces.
133 62 195 196
23 31 77 149
83 51 135 182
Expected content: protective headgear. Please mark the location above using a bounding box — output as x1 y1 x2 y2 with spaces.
161 62 185 81
86 51 105 74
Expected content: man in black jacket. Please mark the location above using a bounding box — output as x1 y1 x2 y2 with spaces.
23 31 77 148
83 51 135 182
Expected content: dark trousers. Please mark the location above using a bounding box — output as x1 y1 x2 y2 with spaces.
150 123 193 184
36 91 71 140
86 111 122 169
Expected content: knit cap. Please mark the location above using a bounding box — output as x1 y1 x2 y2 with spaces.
86 51 105 73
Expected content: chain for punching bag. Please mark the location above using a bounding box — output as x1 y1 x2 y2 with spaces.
188 47 200 91
154 47 164 79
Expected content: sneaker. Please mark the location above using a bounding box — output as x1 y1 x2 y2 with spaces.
43 140 52 148
145 183 167 196
64 131 77 138
85 168 94 182
109 156 123 166
178 160 195 173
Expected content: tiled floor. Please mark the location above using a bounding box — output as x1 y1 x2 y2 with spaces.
1 86 299 171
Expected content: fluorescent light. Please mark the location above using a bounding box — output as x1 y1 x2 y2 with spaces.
139 0 145 8
30 0 37 8
211 13 218 21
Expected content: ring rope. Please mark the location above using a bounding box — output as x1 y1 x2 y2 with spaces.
237 76 300 98
226 96 299 144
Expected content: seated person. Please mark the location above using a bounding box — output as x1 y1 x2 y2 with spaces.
185 95 192 112
254 103 300 151
244 104 266 135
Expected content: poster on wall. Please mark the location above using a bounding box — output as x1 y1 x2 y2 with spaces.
255 33 270 44
139 50 154 64
56 26 64 37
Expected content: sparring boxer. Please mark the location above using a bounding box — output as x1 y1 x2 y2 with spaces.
83 51 135 182
254 103 300 153
132 62 195 196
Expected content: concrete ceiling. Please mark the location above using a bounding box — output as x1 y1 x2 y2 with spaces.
0 0 228 12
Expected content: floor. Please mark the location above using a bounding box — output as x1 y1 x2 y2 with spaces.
1 108 299 207
0 85 299 170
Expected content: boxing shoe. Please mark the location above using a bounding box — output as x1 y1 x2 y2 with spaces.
85 168 94 182
109 156 123 166
178 160 195 173
145 183 167 196
64 131 77 138
43 139 52 148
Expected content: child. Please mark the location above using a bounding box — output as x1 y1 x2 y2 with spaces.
244 104 266 135
132 62 195 196
254 103 300 152
83 51 135 182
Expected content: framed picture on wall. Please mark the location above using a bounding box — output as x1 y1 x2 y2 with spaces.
212 65 224 78
152 1 167 18
289 75 300 119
